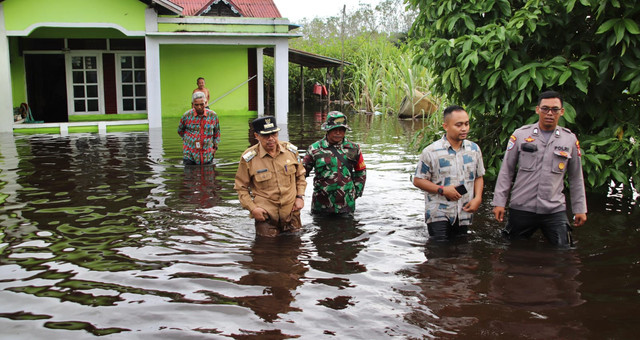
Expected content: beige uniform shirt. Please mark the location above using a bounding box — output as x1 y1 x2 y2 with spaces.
234 141 307 222
492 124 587 215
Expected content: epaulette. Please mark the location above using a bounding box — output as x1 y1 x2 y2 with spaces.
561 127 572 133
242 150 257 162
285 142 298 154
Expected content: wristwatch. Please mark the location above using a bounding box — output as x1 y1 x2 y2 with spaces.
296 195 304 199
437 186 444 196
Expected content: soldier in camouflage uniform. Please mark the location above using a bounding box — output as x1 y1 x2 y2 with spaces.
302 112 366 215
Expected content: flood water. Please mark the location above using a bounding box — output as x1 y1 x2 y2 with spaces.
1 108 639 339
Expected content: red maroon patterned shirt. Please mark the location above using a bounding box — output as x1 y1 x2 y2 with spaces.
177 109 220 164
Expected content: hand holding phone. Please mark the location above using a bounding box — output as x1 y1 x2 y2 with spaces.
455 184 467 195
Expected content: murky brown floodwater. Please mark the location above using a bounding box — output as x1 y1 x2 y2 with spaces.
1 107 639 339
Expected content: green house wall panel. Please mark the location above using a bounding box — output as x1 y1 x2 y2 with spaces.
3 0 146 33
158 24 289 34
159 45 252 118
9 37 26 106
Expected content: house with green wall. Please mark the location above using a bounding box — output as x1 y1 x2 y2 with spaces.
0 0 299 134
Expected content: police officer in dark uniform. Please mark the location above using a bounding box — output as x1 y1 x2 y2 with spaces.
492 91 587 246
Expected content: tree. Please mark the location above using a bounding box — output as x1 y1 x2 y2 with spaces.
408 0 640 192
272 0 423 113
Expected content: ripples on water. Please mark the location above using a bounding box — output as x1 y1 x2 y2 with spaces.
0 111 639 339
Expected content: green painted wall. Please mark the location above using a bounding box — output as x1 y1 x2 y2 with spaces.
69 113 147 122
160 45 254 118
9 37 26 106
3 0 146 33
158 23 289 34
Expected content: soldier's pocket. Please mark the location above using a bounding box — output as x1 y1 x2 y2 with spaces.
551 151 571 174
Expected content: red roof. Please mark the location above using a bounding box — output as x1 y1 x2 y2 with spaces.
169 0 281 17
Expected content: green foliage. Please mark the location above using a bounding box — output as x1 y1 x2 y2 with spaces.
266 0 438 115
408 0 640 192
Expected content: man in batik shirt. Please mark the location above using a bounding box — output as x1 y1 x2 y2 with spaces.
413 105 485 241
177 91 221 165
302 111 366 215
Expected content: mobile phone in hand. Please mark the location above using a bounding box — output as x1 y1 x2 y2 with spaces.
455 184 467 195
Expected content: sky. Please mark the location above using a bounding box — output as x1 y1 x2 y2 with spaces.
272 0 383 22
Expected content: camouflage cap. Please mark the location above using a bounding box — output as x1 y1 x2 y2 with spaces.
321 111 352 131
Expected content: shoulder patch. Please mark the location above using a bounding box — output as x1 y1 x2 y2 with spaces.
242 150 257 162
507 135 516 151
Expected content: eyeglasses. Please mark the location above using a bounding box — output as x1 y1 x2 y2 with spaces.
539 106 562 114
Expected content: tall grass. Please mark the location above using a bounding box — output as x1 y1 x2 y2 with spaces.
265 34 441 118
345 37 439 115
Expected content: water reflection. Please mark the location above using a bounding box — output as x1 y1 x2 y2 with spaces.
237 235 307 322
309 215 367 276
180 165 220 209
309 215 367 295
482 245 587 338
489 245 584 310
1 107 639 338
404 239 481 336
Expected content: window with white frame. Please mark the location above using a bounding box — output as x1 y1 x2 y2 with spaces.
117 54 146 112
66 54 104 114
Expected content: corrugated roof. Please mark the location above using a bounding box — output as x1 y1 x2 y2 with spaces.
169 0 281 17
264 48 353 69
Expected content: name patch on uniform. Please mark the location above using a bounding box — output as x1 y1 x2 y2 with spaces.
257 168 268 173
555 146 569 152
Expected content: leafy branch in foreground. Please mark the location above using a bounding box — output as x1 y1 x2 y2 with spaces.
408 0 640 192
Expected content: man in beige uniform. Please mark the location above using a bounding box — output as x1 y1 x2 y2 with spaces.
492 91 587 246
234 117 306 237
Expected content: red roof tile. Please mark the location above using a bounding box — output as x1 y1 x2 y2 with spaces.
169 0 281 17
230 0 281 18
169 0 205 15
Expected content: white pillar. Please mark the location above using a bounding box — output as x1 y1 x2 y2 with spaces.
0 133 22 217
256 47 264 117
0 5 14 133
145 8 162 129
273 41 289 126
60 123 69 136
98 122 107 134
146 127 167 208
